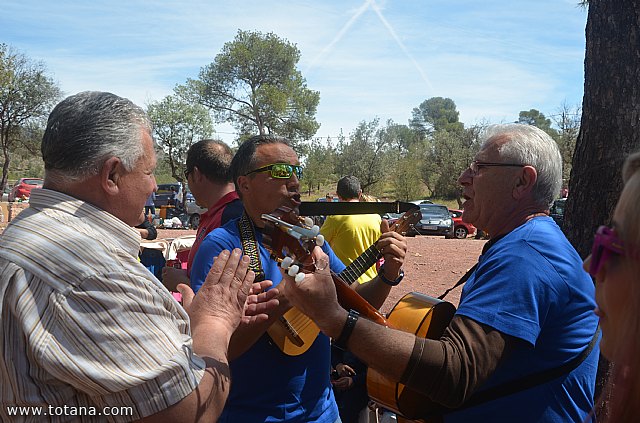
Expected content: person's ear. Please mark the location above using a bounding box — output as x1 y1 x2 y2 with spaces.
100 157 123 196
237 175 251 195
513 166 537 199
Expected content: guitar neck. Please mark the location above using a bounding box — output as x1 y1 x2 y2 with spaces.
339 243 382 285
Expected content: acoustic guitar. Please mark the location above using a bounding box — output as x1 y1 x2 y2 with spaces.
263 207 420 356
367 292 456 421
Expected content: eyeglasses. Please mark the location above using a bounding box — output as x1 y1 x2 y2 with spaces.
183 168 191 179
468 161 526 176
245 163 303 180
588 225 640 276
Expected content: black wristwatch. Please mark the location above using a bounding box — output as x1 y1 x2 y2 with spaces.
378 266 404 286
333 309 359 351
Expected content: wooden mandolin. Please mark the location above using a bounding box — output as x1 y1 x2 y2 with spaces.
262 207 389 356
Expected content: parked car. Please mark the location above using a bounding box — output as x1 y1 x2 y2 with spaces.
154 183 195 207
185 198 207 229
410 203 454 238
382 212 402 226
408 199 433 205
316 196 339 202
311 196 340 226
154 183 181 207
2 185 11 202
449 209 477 239
550 198 566 229
8 178 43 202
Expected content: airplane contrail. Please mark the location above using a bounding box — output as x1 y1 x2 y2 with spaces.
304 1 371 74
306 0 433 93
369 0 433 91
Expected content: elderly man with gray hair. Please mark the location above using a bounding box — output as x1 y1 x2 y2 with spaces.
284 124 599 422
0 91 277 422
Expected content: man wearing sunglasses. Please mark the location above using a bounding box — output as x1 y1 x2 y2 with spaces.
283 124 599 422
190 134 407 423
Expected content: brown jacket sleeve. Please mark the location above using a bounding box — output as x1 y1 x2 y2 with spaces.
400 315 517 408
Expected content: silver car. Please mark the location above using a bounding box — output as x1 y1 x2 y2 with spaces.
411 204 454 238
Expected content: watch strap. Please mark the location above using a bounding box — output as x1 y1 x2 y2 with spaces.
333 309 359 350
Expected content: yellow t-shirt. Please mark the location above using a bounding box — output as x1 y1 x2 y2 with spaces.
320 213 382 284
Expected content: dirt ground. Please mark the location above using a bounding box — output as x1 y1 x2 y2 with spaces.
158 228 485 313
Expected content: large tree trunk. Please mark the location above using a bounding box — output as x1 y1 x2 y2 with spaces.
566 1 640 257
565 2 640 416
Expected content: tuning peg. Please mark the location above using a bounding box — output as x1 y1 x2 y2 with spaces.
288 265 300 276
315 234 325 246
295 273 305 283
281 256 293 269
311 225 320 236
304 217 314 226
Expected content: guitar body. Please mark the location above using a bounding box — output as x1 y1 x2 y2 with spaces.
367 292 456 421
267 308 320 356
267 271 388 356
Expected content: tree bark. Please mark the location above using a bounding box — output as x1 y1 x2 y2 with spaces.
566 0 640 257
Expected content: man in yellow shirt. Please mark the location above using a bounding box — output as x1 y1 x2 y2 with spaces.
320 176 382 284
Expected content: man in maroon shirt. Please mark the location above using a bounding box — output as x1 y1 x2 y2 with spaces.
162 139 243 289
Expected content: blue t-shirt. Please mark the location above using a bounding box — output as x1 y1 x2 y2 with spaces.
191 216 344 423
447 217 599 422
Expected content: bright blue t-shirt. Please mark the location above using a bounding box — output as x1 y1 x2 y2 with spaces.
447 216 599 422
191 216 344 423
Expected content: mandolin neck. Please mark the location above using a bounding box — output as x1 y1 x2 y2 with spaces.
339 243 382 285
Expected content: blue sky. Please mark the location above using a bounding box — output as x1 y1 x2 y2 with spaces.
2 0 587 144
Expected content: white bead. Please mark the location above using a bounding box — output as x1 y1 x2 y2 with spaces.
315 234 325 246
295 273 305 283
281 256 293 269
288 265 300 276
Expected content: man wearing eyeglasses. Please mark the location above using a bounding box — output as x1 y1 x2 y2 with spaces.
283 124 599 422
190 134 407 423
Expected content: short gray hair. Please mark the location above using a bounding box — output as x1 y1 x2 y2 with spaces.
42 91 152 182
482 123 562 208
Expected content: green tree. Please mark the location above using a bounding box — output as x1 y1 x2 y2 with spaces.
380 120 422 154
551 102 581 188
409 97 464 137
0 44 61 193
421 125 484 204
517 109 556 135
335 119 389 195
186 30 320 144
301 137 338 197
390 144 425 201
8 124 45 179
146 94 214 202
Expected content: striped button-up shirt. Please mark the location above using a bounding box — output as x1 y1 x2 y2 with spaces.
0 189 204 422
